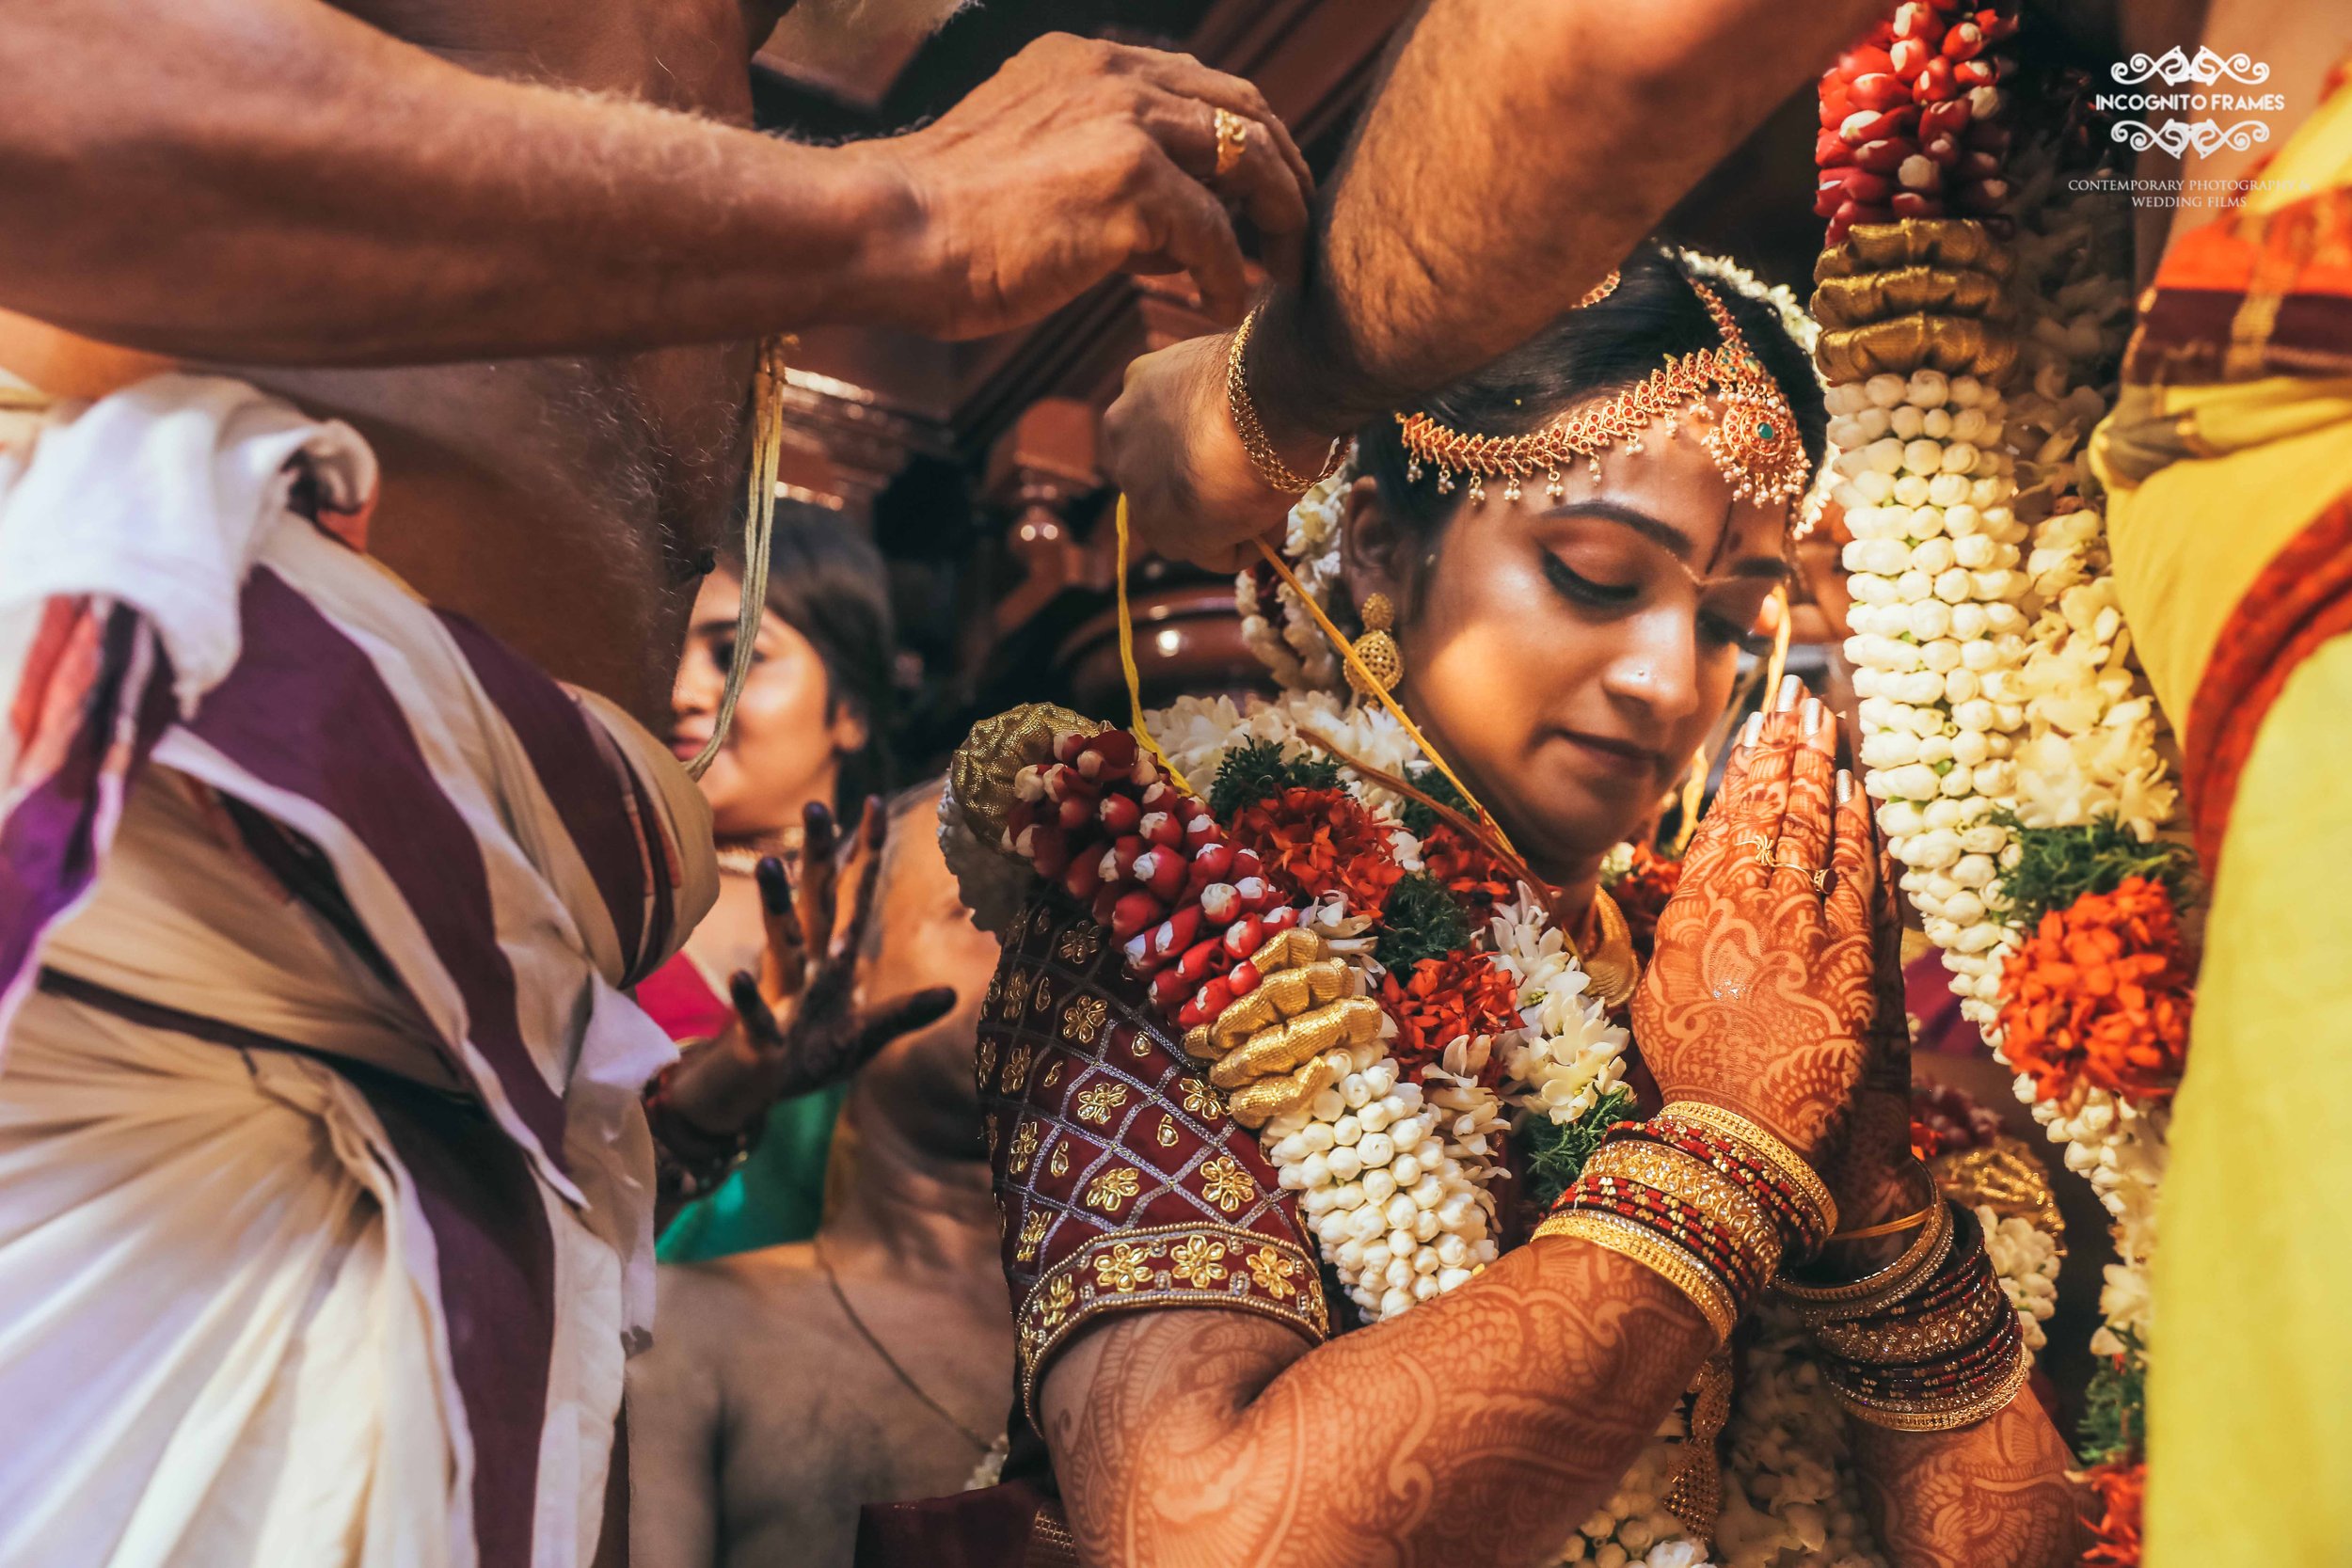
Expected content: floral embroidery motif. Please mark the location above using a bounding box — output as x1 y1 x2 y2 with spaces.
983 972 1003 1015
1016 1210 1048 1263
1048 1141 1071 1179
982 1111 1000 1156
1008 1119 1041 1175
1156 1116 1180 1148
999 969 1032 1021
1038 1273 1075 1327
1170 1236 1229 1287
1180 1078 1224 1120
977 1037 999 1084
1057 922 1101 966
1199 1155 1255 1214
1061 993 1108 1045
1085 1165 1142 1214
1094 1242 1155 1292
1000 1043 1034 1095
1074 1082 1130 1125
1248 1245 1299 1300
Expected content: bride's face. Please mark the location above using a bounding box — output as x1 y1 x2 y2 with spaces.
1343 413 1789 883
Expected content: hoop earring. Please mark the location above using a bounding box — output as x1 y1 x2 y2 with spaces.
1348 593 1404 695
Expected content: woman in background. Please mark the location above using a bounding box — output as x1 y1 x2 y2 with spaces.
644 517 909 1260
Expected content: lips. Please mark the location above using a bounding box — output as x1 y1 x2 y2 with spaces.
1555 729 1665 784
668 730 712 762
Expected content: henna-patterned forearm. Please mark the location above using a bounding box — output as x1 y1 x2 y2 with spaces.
1851 1391 2089 1568
1041 1234 1713 1567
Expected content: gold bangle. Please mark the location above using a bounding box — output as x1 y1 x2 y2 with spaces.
1779 1199 1955 1319
1810 1275 2013 1365
1581 1141 1785 1282
1829 1350 2031 1433
1535 1209 1740 1342
1654 1101 1839 1238
1227 305 1348 496
1832 1203 1940 1242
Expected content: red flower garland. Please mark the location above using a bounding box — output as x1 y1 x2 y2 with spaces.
1229 785 1406 911
1420 824 1516 925
1995 877 2194 1105
1607 845 1683 964
2079 1461 2145 1567
1379 952 1524 1085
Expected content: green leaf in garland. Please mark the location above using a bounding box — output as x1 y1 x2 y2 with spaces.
1519 1086 1638 1212
1991 811 2198 930
1373 871 1473 972
1396 764 1475 839
2077 1334 2147 1466
1207 737 1343 822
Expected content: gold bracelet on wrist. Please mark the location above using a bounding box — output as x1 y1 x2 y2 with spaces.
1535 1209 1741 1342
1653 1101 1839 1239
1778 1197 1954 1320
1227 304 1348 495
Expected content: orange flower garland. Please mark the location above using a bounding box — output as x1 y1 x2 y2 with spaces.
1228 785 1407 911
2080 1460 2146 1567
1379 952 1525 1085
1994 876 2194 1105
1420 824 1516 923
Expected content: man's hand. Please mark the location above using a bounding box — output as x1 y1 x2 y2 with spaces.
1636 676 1888 1172
1101 330 1304 570
850 35 1314 340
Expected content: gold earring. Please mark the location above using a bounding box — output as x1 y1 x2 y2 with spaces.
1348 594 1404 695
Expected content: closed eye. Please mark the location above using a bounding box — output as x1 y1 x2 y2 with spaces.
1543 553 1641 609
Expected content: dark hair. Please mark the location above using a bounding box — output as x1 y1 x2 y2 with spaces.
727 508 896 815
1358 245 1826 560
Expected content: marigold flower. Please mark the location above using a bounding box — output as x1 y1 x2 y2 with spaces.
1995 876 2193 1104
1228 785 1406 910
2079 1460 2145 1567
1379 952 1522 1083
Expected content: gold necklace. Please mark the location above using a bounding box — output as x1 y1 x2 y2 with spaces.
714 827 804 877
813 1233 994 1455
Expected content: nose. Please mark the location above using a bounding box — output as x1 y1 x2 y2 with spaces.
672 642 722 719
1598 607 1704 728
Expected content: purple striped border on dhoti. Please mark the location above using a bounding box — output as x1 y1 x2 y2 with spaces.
0 603 175 1045
183 570 567 1165
434 610 656 983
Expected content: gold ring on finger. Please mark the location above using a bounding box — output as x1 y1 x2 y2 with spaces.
1767 857 1834 895
1213 106 1248 178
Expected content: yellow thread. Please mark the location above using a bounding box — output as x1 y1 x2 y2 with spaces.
1114 497 1193 797
690 336 792 780
1761 583 1793 717
1248 538 1521 864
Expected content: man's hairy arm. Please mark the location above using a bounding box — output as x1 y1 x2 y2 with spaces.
1042 1235 1713 1567
1850 1392 2088 1568
1 3 1307 362
1249 0 1892 440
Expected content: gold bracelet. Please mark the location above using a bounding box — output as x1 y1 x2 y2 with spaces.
1810 1275 2013 1365
1535 1209 1740 1341
1227 304 1348 495
1654 1101 1839 1239
1830 1351 2031 1433
1581 1140 1786 1284
1778 1199 1955 1322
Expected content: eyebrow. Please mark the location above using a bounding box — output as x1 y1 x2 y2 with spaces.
1545 499 1789 583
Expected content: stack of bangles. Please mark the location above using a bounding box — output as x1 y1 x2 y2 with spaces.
1779 1199 2029 1431
1533 1101 1837 1341
644 1059 762 1202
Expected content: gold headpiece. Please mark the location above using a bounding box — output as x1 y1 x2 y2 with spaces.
1396 283 1812 511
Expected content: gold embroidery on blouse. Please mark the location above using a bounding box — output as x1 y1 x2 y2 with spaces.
1074 1082 1130 1126
1085 1165 1142 1213
1199 1154 1255 1213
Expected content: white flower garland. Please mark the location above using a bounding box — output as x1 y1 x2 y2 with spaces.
1144 686 1630 1323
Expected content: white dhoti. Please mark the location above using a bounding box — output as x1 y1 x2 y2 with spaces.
0 374 715 1567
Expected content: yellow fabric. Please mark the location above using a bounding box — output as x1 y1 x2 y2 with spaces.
2141 643 2352 1564
2085 85 2352 1568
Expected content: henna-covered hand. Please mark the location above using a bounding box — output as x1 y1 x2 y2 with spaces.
662 799 955 1135
1853 1392 2090 1568
1636 676 1886 1170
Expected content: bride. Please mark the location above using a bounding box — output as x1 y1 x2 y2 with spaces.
872 245 2078 1568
